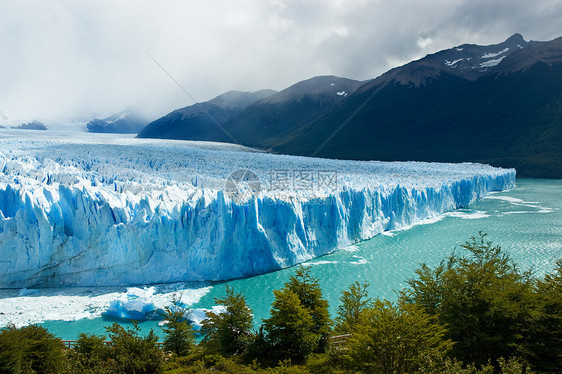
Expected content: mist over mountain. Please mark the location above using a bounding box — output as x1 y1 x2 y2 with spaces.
138 34 562 178
12 121 48 131
218 76 365 148
137 76 365 146
87 112 148 134
137 89 277 141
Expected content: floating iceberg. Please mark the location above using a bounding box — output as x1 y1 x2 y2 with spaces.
0 133 515 288
104 287 159 321
186 306 227 331
0 283 212 328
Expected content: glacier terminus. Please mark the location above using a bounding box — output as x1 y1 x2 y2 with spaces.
0 132 515 288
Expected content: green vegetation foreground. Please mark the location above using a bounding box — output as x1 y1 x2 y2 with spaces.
0 233 560 373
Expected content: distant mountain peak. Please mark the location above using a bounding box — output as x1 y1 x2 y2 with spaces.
361 33 534 90
137 89 277 141
505 33 525 44
275 34 562 179
493 34 562 73
260 75 365 105
12 120 48 131
207 89 277 108
87 111 147 134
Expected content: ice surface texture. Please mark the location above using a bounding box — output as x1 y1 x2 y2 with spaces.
0 134 515 287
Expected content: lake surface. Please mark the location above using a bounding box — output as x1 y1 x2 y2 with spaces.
28 179 562 339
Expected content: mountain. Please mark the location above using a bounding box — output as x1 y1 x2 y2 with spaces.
361 33 533 90
138 34 561 178
274 34 562 178
12 121 48 130
137 76 364 147
137 89 277 141
220 76 365 148
87 112 147 134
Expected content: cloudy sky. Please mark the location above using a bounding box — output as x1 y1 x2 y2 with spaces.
1 0 561 125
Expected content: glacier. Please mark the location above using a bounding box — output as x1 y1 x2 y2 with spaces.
0 132 516 288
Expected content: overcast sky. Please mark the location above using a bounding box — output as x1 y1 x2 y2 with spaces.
1 0 561 125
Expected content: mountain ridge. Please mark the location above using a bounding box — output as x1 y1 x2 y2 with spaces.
137 89 277 141
275 35 562 178
137 34 562 178
87 111 147 134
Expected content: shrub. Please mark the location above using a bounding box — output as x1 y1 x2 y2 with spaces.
67 333 112 373
105 322 164 374
526 259 562 372
344 299 453 373
0 324 66 374
405 232 536 367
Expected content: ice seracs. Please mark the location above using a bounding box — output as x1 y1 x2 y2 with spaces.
0 133 516 288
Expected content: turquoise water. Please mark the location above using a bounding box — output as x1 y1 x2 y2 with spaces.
40 179 562 340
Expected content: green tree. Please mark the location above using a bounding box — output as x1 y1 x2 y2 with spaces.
161 295 195 356
67 333 112 373
0 324 66 374
263 288 317 362
526 259 562 372
201 285 254 356
105 322 164 374
285 266 331 350
405 232 536 368
334 281 371 334
345 299 453 374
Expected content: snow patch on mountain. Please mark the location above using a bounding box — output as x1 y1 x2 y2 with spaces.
480 56 507 67
107 112 131 124
482 48 510 59
445 58 464 67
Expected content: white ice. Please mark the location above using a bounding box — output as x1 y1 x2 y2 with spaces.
0 283 212 328
0 131 515 288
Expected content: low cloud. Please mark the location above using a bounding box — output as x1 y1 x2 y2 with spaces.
1 0 561 124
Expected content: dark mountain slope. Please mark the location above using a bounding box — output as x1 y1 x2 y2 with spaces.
275 36 562 178
137 90 276 141
358 33 533 91
138 76 363 147
223 75 365 148
137 34 560 178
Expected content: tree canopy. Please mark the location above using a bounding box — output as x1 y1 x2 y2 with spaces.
405 232 539 368
201 285 254 356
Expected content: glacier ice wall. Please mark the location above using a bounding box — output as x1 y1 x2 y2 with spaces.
0 134 515 287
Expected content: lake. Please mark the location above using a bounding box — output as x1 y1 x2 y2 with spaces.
21 178 562 339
